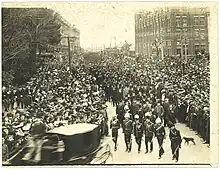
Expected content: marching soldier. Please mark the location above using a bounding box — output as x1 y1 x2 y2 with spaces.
168 122 182 162
110 116 120 151
133 114 143 153
155 117 166 159
144 112 154 153
155 100 164 123
116 101 125 128
123 113 133 152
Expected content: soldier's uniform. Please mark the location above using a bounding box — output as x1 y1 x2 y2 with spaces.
110 116 120 151
144 113 154 153
123 113 133 152
155 118 166 159
168 122 182 162
133 114 143 153
116 102 125 128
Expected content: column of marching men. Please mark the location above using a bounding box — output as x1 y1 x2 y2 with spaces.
110 100 182 162
93 52 209 144
94 51 210 162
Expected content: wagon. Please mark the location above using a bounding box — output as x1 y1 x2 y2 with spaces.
4 123 112 165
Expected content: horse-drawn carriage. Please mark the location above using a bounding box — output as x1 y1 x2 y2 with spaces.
3 123 112 165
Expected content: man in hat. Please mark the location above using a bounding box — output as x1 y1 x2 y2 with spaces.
110 116 120 151
123 113 133 152
155 100 165 124
116 101 125 128
133 114 143 153
168 121 182 162
155 117 166 159
162 98 170 127
144 112 154 153
130 100 139 121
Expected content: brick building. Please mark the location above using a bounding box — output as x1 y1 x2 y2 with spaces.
56 13 81 53
135 7 210 59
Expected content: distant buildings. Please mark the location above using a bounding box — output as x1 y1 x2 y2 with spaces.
56 13 81 53
135 7 210 59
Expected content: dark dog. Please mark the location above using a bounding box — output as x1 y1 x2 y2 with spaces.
183 137 196 145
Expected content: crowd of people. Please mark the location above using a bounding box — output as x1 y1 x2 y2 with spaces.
100 52 209 161
2 50 210 162
2 57 109 162
92 52 210 145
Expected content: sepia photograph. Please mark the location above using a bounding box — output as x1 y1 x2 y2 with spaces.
1 1 219 168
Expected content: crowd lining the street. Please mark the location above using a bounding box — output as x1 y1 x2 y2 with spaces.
2 57 109 161
2 52 210 162
92 52 210 144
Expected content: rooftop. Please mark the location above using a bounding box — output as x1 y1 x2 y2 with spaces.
135 6 209 15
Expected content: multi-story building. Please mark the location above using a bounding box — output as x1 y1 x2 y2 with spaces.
56 14 80 53
135 7 209 59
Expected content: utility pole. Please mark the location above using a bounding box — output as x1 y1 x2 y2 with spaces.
160 41 164 60
67 36 71 69
181 31 184 64
184 37 187 63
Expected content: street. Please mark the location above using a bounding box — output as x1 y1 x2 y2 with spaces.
105 102 210 164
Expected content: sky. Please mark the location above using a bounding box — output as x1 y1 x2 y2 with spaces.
2 1 212 50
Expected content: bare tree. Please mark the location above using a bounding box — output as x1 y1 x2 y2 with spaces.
2 8 61 85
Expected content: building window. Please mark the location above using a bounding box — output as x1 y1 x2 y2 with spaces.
194 29 199 39
200 32 205 39
166 41 171 47
168 48 171 55
201 44 206 54
194 16 199 25
183 18 187 27
177 41 181 46
168 41 171 46
194 45 200 54
200 17 205 25
183 45 188 55
177 49 181 55
182 28 187 32
176 33 181 40
176 18 181 27
183 23 187 27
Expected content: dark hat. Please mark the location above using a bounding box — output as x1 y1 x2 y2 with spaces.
168 121 175 128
